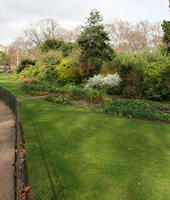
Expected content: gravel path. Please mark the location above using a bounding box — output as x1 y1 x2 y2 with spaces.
0 101 15 200
17 95 47 102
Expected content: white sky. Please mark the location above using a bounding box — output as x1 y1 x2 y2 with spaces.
0 0 169 45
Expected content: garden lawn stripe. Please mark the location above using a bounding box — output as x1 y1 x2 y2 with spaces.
19 100 170 200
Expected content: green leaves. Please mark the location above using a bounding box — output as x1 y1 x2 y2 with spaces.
0 51 8 65
104 99 170 122
41 39 74 57
77 9 114 73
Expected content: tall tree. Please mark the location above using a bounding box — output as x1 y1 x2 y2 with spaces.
106 20 163 53
77 9 114 72
24 18 65 47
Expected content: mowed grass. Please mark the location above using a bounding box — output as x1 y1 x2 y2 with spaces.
19 100 170 200
0 72 30 98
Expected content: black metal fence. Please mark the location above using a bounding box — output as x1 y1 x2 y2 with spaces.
0 86 30 200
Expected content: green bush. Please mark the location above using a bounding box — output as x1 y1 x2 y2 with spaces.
143 58 170 100
104 99 170 122
19 64 40 79
20 82 61 94
16 59 35 74
56 59 79 83
37 50 63 66
122 86 139 98
0 51 8 65
140 48 165 63
109 53 146 96
41 39 74 57
37 65 58 82
68 86 99 100
112 53 146 78
19 63 58 82
45 94 71 104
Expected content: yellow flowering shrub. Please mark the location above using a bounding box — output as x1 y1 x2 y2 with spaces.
56 59 78 83
19 65 41 80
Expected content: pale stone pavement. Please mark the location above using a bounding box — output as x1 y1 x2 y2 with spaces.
0 101 15 200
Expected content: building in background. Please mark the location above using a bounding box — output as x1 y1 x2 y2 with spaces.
0 45 9 71
0 44 9 55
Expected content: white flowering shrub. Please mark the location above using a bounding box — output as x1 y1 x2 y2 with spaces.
85 73 122 89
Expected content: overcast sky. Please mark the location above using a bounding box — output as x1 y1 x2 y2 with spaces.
0 0 169 45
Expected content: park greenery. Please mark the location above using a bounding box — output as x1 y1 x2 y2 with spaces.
12 10 169 102
5 9 168 123
0 9 170 200
0 9 169 123
0 72 170 199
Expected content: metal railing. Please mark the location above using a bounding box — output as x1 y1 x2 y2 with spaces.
0 86 30 200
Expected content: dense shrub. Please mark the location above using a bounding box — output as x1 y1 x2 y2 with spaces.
20 82 61 94
102 52 169 100
56 59 78 83
59 42 74 57
143 58 170 100
46 94 71 104
41 39 74 57
108 53 146 96
19 63 58 82
37 65 58 82
19 64 40 79
101 60 117 74
104 99 170 122
66 46 81 63
0 51 8 65
122 72 142 98
111 53 146 78
85 73 121 91
75 62 96 81
37 50 63 65
68 86 100 100
16 59 35 74
140 48 166 63
41 39 64 52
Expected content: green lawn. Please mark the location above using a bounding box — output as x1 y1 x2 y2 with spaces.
0 72 31 98
19 100 170 200
1 72 170 199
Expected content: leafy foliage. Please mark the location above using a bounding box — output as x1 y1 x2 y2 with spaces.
143 58 170 100
77 9 114 72
56 59 78 83
37 50 63 65
37 65 58 81
68 85 100 100
46 93 71 104
161 20 170 55
16 59 35 73
105 99 170 122
41 39 74 57
19 63 58 82
20 82 62 95
75 62 96 81
0 51 8 65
